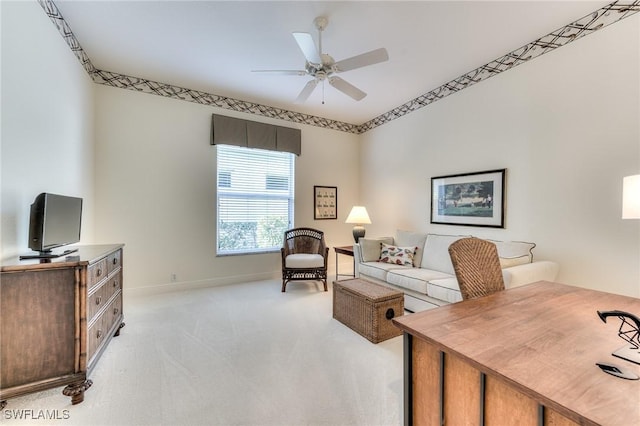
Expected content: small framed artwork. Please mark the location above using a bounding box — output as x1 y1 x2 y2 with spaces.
314 186 337 220
431 169 506 228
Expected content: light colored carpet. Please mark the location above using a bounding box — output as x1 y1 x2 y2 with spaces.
2 279 404 425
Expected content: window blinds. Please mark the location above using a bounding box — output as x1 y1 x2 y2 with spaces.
216 144 295 254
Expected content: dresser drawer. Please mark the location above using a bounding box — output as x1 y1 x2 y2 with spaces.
87 258 108 290
106 270 122 301
87 293 122 363
87 284 106 322
107 249 122 276
87 271 122 323
108 292 123 332
87 312 108 363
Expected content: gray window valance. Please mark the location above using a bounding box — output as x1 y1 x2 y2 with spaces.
211 114 301 156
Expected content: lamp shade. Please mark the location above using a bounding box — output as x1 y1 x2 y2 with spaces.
345 206 371 224
346 206 371 243
623 175 640 219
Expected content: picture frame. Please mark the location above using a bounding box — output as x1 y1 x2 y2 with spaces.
430 169 506 228
314 186 337 220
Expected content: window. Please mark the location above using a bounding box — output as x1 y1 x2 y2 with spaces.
216 144 295 255
265 175 289 191
218 171 231 188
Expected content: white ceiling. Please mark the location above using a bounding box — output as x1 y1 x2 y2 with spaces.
54 1 608 125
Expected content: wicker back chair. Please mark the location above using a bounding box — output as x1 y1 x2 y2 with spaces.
448 237 505 301
281 227 329 292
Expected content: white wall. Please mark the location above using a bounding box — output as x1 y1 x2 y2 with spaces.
361 15 640 297
4 1 638 299
1 1 96 258
94 85 360 293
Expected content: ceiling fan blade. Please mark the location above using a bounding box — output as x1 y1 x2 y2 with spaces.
333 48 389 72
251 69 307 76
292 32 322 64
295 79 319 103
328 76 366 101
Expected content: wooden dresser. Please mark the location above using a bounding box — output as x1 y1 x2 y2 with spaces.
0 244 124 407
393 281 640 426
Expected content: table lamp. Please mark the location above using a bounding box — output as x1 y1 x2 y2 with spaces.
346 206 371 243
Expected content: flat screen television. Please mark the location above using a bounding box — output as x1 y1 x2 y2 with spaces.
20 193 83 260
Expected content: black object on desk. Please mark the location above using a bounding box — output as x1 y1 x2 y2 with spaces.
596 362 639 380
597 310 640 365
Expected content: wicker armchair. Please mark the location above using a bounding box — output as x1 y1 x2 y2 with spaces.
448 237 505 300
281 227 329 292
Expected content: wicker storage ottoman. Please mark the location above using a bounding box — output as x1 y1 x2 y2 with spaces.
333 278 404 343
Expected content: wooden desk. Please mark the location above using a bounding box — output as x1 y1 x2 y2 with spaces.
334 245 355 279
393 281 640 426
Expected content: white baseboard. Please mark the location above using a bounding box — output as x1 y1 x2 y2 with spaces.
124 271 281 298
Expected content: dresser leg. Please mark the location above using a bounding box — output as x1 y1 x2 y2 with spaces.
62 379 92 405
114 322 125 337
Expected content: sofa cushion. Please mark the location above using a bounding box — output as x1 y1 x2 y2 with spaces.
358 261 408 281
359 237 394 262
379 243 418 266
421 234 471 274
427 277 463 304
387 268 452 295
285 254 324 268
395 230 428 268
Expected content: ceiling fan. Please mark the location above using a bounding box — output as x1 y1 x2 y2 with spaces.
253 16 389 103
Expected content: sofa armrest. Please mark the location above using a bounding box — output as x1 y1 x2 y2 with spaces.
353 237 394 277
502 260 560 289
353 243 363 277
354 243 363 263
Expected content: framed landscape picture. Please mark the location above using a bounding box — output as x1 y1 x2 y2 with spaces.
314 186 337 220
430 169 506 228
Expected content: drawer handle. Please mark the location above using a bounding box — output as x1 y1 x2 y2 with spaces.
112 258 118 265
113 280 118 288
114 307 119 315
96 329 103 339
96 268 102 277
96 296 102 305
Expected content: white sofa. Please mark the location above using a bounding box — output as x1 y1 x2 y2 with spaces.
353 230 559 312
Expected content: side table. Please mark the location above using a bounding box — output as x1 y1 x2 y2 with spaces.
334 245 355 280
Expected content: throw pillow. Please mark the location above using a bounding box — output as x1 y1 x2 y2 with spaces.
499 255 531 268
490 240 536 267
395 230 428 268
379 243 417 266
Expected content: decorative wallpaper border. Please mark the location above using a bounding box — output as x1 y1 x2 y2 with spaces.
358 0 640 133
91 69 359 133
39 0 639 135
38 0 96 75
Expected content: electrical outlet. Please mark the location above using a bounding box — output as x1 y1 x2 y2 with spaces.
171 273 177 282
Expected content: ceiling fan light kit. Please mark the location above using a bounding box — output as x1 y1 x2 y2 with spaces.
254 16 388 104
